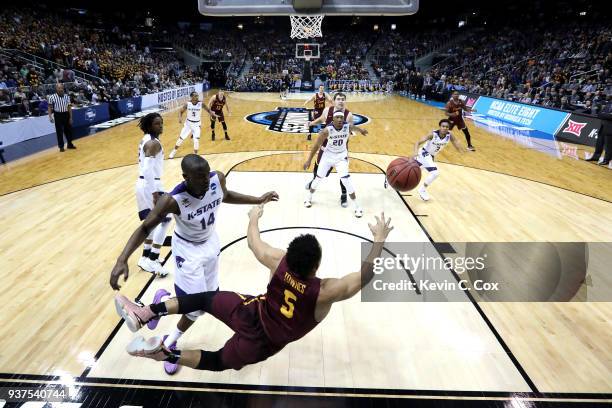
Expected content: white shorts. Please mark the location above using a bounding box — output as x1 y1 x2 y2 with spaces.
415 150 437 171
136 180 155 219
316 152 349 178
172 231 220 302
179 121 201 140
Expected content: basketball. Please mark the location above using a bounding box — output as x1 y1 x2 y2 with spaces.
386 157 421 192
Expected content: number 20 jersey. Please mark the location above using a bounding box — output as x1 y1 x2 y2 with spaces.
170 172 224 243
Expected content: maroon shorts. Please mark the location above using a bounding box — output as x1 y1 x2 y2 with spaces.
210 291 281 370
312 109 324 120
449 116 466 130
212 110 225 122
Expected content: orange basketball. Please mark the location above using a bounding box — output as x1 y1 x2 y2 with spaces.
386 157 421 192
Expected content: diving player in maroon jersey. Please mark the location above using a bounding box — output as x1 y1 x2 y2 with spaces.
303 84 333 141
445 90 477 151
114 206 393 371
209 90 231 141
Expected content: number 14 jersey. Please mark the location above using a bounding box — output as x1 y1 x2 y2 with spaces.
170 172 224 243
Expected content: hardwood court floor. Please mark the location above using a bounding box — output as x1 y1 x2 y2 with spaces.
0 92 610 398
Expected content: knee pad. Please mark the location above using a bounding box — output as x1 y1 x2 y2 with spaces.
193 137 200 150
310 176 322 190
196 350 227 371
424 170 439 185
152 220 169 246
221 122 227 130
340 175 355 195
210 121 216 129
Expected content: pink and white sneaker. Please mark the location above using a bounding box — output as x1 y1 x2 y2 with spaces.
147 289 171 330
114 294 156 332
126 336 171 361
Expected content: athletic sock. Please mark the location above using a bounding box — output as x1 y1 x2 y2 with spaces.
165 328 184 347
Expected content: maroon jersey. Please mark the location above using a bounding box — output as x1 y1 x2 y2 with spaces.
314 92 326 110
446 98 466 119
210 94 226 112
325 107 350 126
259 256 321 347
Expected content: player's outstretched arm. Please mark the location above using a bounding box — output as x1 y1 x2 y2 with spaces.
450 133 465 152
247 205 285 274
318 213 393 304
303 128 328 170
349 124 368 136
414 134 433 156
303 95 314 106
109 195 179 290
216 171 279 205
308 107 329 127
178 104 187 123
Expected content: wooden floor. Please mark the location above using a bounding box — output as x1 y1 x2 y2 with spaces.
0 91 611 398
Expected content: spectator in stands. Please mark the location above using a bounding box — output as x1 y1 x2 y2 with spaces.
13 86 30 116
0 89 10 105
586 98 612 166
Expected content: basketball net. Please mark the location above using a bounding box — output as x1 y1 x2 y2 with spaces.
290 15 324 39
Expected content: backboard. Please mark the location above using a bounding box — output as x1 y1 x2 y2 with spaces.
198 0 419 16
296 43 320 60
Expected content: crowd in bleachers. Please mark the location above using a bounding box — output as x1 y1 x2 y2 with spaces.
0 7 204 119
395 23 612 113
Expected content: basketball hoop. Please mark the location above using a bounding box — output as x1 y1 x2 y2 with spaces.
290 15 324 39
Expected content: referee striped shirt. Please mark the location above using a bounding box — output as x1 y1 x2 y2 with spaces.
48 93 71 113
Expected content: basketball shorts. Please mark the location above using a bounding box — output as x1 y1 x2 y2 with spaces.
209 291 282 370
316 152 349 179
212 110 225 122
172 231 220 317
136 179 163 220
180 120 201 140
449 116 466 130
312 109 324 120
415 149 437 172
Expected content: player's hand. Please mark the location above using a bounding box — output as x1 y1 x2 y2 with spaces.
361 128 369 136
110 260 129 290
259 191 279 204
152 192 160 206
178 118 183 124
49 116 54 123
471 109 477 113
248 204 264 220
368 212 394 243
210 112 218 120
303 159 312 170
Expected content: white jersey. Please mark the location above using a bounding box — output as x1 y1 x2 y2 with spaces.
323 123 350 158
137 134 164 186
422 130 451 157
170 172 224 243
186 101 202 123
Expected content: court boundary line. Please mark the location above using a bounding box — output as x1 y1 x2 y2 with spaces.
1 149 610 204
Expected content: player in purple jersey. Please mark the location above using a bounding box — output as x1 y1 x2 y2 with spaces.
114 206 393 371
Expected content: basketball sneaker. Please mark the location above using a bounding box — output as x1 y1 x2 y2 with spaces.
168 149 177 159
304 200 312 208
148 259 169 277
354 208 363 218
162 335 179 375
340 194 348 208
147 289 171 330
467 145 476 152
114 294 157 332
138 256 155 272
307 134 312 141
126 335 171 361
225 134 231 141
418 187 430 201
212 133 215 141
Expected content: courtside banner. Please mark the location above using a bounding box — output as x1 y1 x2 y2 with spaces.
554 113 601 147
472 96 569 135
141 83 205 109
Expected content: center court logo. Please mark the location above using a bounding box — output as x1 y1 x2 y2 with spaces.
246 107 370 134
562 120 587 137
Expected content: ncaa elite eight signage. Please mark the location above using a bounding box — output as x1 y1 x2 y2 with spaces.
246 107 370 134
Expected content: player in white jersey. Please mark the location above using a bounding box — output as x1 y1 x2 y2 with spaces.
168 92 217 159
110 154 278 375
303 110 368 217
135 113 171 276
413 119 464 201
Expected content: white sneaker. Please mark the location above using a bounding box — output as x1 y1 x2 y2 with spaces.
149 259 169 277
304 200 312 208
418 188 430 201
168 150 176 159
354 208 363 218
138 256 153 272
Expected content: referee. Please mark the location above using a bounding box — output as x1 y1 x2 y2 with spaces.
48 84 76 152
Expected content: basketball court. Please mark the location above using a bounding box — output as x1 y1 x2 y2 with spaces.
0 1 611 407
